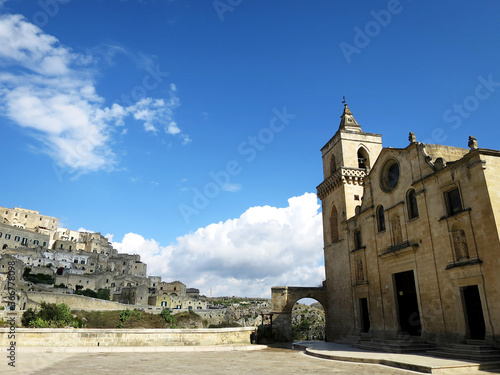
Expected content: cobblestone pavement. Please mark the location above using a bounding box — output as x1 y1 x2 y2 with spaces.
2 347 429 375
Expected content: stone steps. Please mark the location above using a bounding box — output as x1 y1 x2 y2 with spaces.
428 341 500 362
352 337 433 353
335 335 361 345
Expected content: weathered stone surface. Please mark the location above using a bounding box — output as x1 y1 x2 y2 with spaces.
0 327 255 347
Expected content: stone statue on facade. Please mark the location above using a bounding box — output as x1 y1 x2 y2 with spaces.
453 229 470 260
391 216 403 245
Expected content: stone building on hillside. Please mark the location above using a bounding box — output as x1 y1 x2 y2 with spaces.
0 207 58 233
159 280 186 296
317 103 500 345
0 223 49 250
0 204 204 312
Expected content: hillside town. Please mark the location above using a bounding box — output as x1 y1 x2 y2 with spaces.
0 206 207 313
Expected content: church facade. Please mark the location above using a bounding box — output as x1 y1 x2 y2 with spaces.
318 103 500 345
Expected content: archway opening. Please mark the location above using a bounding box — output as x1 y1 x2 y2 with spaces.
357 147 370 169
291 298 325 341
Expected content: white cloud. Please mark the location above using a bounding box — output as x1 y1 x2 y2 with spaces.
0 13 187 174
113 192 324 298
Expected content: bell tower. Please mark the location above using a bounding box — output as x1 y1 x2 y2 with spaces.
317 101 383 245
317 101 383 339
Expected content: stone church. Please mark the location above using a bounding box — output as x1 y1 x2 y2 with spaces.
317 102 500 346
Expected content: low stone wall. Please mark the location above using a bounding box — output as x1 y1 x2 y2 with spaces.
0 327 255 347
27 292 153 312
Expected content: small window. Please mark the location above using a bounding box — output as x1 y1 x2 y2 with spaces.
74 259 79 263
445 187 463 216
5 234 10 240
354 230 362 250
43 242 46 247
376 206 386 232
21 238 28 245
0 233 2 238
14 236 20 242
80 260 85 264
407 189 419 219
34 240 39 245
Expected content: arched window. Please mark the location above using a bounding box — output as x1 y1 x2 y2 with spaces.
358 148 369 169
330 154 337 175
376 206 386 232
407 189 419 220
330 205 339 243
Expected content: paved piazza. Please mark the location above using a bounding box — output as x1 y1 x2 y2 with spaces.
3 347 499 375
1 347 422 375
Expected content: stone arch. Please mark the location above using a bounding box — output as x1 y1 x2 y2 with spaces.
271 286 327 342
357 146 370 169
330 204 339 243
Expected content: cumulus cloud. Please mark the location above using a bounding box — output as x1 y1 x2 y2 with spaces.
113 192 324 297
0 13 187 174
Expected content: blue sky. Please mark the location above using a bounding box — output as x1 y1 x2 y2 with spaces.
0 0 499 297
